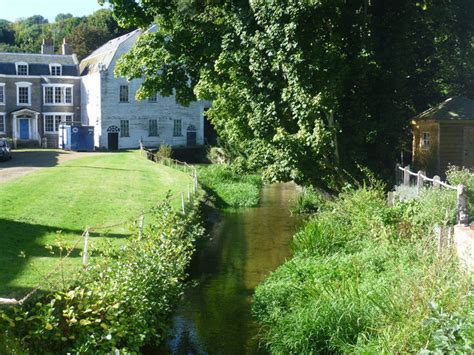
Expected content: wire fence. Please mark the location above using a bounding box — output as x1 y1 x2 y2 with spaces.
0 145 199 306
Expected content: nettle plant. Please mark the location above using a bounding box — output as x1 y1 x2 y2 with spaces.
0 199 204 353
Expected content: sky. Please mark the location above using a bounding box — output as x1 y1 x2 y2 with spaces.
0 0 109 22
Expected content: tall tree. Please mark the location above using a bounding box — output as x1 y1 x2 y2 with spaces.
106 1 474 187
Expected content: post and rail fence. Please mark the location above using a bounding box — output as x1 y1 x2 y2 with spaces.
395 164 469 226
0 143 199 306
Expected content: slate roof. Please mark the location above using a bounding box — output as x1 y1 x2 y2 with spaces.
80 25 157 75
415 97 474 121
0 53 79 76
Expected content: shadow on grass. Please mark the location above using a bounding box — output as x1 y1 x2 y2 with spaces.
0 218 129 297
61 165 147 173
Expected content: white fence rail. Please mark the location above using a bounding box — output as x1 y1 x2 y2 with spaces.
395 164 469 226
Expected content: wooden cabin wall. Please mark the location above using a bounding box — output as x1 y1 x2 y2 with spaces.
439 123 464 176
412 121 439 176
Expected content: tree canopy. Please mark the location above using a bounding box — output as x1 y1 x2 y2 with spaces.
89 2 474 186
0 9 131 59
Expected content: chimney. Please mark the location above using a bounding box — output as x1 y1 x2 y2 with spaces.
62 38 72 55
41 39 54 55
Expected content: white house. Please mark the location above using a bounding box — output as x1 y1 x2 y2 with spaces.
79 27 208 150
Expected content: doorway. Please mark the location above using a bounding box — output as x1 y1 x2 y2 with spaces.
108 133 119 151
19 119 29 140
187 125 197 146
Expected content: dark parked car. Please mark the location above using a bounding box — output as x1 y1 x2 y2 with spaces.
0 139 12 161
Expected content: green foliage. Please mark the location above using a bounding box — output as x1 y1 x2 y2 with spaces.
156 144 172 160
109 0 474 188
291 186 326 215
197 164 262 208
0 9 130 59
446 165 474 215
0 199 205 353
253 184 472 353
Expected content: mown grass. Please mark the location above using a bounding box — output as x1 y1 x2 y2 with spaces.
197 164 262 208
0 151 192 297
253 184 473 353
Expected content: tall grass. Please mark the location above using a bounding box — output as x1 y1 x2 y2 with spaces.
197 164 262 208
253 184 472 354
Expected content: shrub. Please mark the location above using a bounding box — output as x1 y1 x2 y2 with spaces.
0 199 204 353
197 164 262 208
156 144 172 160
253 183 472 354
291 186 326 215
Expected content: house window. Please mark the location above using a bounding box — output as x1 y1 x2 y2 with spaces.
149 119 158 136
148 93 157 102
421 132 430 149
0 114 5 133
16 62 28 76
43 85 73 105
50 64 62 76
120 120 129 137
44 114 74 133
0 84 4 104
119 85 129 103
173 119 182 136
16 83 31 105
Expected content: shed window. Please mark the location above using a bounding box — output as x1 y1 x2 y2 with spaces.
421 132 430 149
0 114 5 133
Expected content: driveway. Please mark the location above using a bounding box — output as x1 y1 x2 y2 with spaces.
0 150 99 184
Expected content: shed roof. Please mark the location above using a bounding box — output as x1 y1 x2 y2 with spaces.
415 97 474 121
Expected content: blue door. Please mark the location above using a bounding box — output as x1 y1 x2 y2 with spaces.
19 119 29 139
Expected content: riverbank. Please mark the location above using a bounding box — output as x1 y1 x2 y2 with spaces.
253 184 473 353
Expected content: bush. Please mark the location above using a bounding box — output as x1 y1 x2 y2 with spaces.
0 199 204 353
253 183 472 354
291 186 326 215
197 164 262 208
156 144 172 160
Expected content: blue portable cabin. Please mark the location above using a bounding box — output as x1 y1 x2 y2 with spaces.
58 125 95 151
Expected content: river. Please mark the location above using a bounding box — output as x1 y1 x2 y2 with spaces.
157 183 301 354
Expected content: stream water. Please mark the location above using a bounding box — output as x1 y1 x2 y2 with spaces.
160 182 301 354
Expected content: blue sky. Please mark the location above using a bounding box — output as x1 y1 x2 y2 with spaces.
0 0 109 22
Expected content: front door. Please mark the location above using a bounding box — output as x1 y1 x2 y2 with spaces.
19 119 29 140
187 131 197 146
108 132 119 151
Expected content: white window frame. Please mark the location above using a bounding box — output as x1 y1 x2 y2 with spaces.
149 119 159 136
173 119 182 137
43 113 74 133
16 82 32 106
120 119 130 137
119 85 129 103
421 132 430 150
43 84 73 106
49 63 62 76
15 62 29 76
0 113 5 133
0 83 5 105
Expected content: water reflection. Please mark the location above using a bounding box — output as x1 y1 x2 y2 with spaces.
163 183 301 355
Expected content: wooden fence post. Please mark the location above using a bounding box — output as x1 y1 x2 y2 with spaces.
457 184 469 226
417 170 424 193
181 192 185 214
187 184 191 202
403 165 410 186
138 214 144 240
434 224 442 255
433 175 441 188
83 229 89 266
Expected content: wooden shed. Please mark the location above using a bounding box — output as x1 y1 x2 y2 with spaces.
412 97 474 176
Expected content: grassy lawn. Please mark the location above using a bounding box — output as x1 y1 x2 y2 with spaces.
0 151 192 297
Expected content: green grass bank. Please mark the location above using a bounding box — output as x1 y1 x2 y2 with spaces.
197 164 262 208
253 184 473 353
0 151 192 296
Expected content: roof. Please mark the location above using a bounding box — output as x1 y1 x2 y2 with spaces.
0 53 78 65
79 25 157 75
0 53 79 76
415 97 474 121
79 29 141 75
